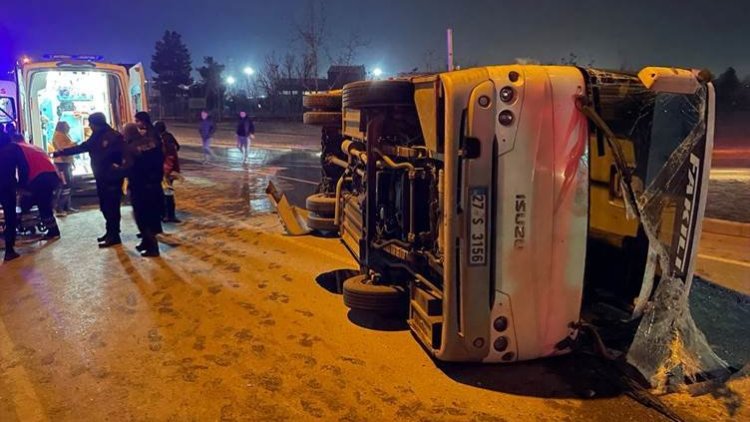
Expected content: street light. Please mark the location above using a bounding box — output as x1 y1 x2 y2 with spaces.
243 67 255 76
372 67 383 78
226 76 236 85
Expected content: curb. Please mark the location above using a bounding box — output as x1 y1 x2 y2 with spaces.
703 218 750 238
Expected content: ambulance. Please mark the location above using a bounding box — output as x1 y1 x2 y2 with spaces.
14 55 147 176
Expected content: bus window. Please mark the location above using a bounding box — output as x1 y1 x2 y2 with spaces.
0 97 15 123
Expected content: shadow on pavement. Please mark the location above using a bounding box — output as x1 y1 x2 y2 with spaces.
437 353 635 399
346 309 410 332
315 269 359 294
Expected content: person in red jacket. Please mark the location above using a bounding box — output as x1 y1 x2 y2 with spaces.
16 138 62 239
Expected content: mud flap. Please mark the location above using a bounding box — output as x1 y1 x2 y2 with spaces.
265 181 311 236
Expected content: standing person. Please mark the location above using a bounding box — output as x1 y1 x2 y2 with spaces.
120 123 164 257
0 132 25 261
135 111 159 139
134 111 164 235
155 121 181 223
51 121 78 215
236 111 255 164
16 139 61 240
4 122 16 138
52 112 126 247
198 111 216 164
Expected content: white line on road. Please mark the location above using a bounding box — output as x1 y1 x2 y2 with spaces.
697 253 750 268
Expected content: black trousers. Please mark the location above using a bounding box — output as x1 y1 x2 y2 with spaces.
131 184 163 237
20 172 60 229
0 188 16 251
96 180 123 237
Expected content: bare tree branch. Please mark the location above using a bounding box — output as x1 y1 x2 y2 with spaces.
294 0 327 91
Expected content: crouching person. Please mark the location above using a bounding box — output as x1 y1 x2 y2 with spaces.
17 139 61 239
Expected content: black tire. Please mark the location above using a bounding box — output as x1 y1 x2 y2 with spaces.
303 112 342 127
307 213 339 233
342 80 414 109
343 275 408 315
303 92 342 110
306 193 336 218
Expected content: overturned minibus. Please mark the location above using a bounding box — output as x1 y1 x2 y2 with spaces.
301 65 714 369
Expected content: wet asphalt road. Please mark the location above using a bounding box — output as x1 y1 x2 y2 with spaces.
1 151 678 422
0 130 747 420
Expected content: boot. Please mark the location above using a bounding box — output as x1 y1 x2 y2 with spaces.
140 234 159 257
141 248 160 258
163 196 181 223
97 233 109 242
43 226 61 240
98 235 122 248
4 249 20 262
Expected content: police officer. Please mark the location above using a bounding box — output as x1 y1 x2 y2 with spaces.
120 123 164 257
0 131 25 261
134 112 164 235
53 113 125 247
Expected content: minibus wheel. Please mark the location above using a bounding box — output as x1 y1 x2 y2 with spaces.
342 80 414 109
303 91 343 110
342 275 408 315
307 213 339 234
303 112 343 127
306 193 337 218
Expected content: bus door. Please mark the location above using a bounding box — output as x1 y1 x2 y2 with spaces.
128 63 147 115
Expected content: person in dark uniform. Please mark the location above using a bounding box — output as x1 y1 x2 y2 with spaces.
16 138 62 240
53 112 125 247
134 112 164 235
120 123 164 257
0 131 25 261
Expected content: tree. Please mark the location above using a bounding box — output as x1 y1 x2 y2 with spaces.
283 53 297 80
256 52 283 113
197 56 226 113
714 67 742 110
559 52 595 67
150 31 193 102
329 31 370 67
295 0 327 91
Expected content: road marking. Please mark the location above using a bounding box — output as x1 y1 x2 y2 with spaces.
709 168 750 181
697 254 750 268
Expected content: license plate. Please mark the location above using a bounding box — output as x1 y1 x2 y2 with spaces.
469 187 488 266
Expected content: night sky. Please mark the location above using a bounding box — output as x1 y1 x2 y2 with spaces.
2 0 749 78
